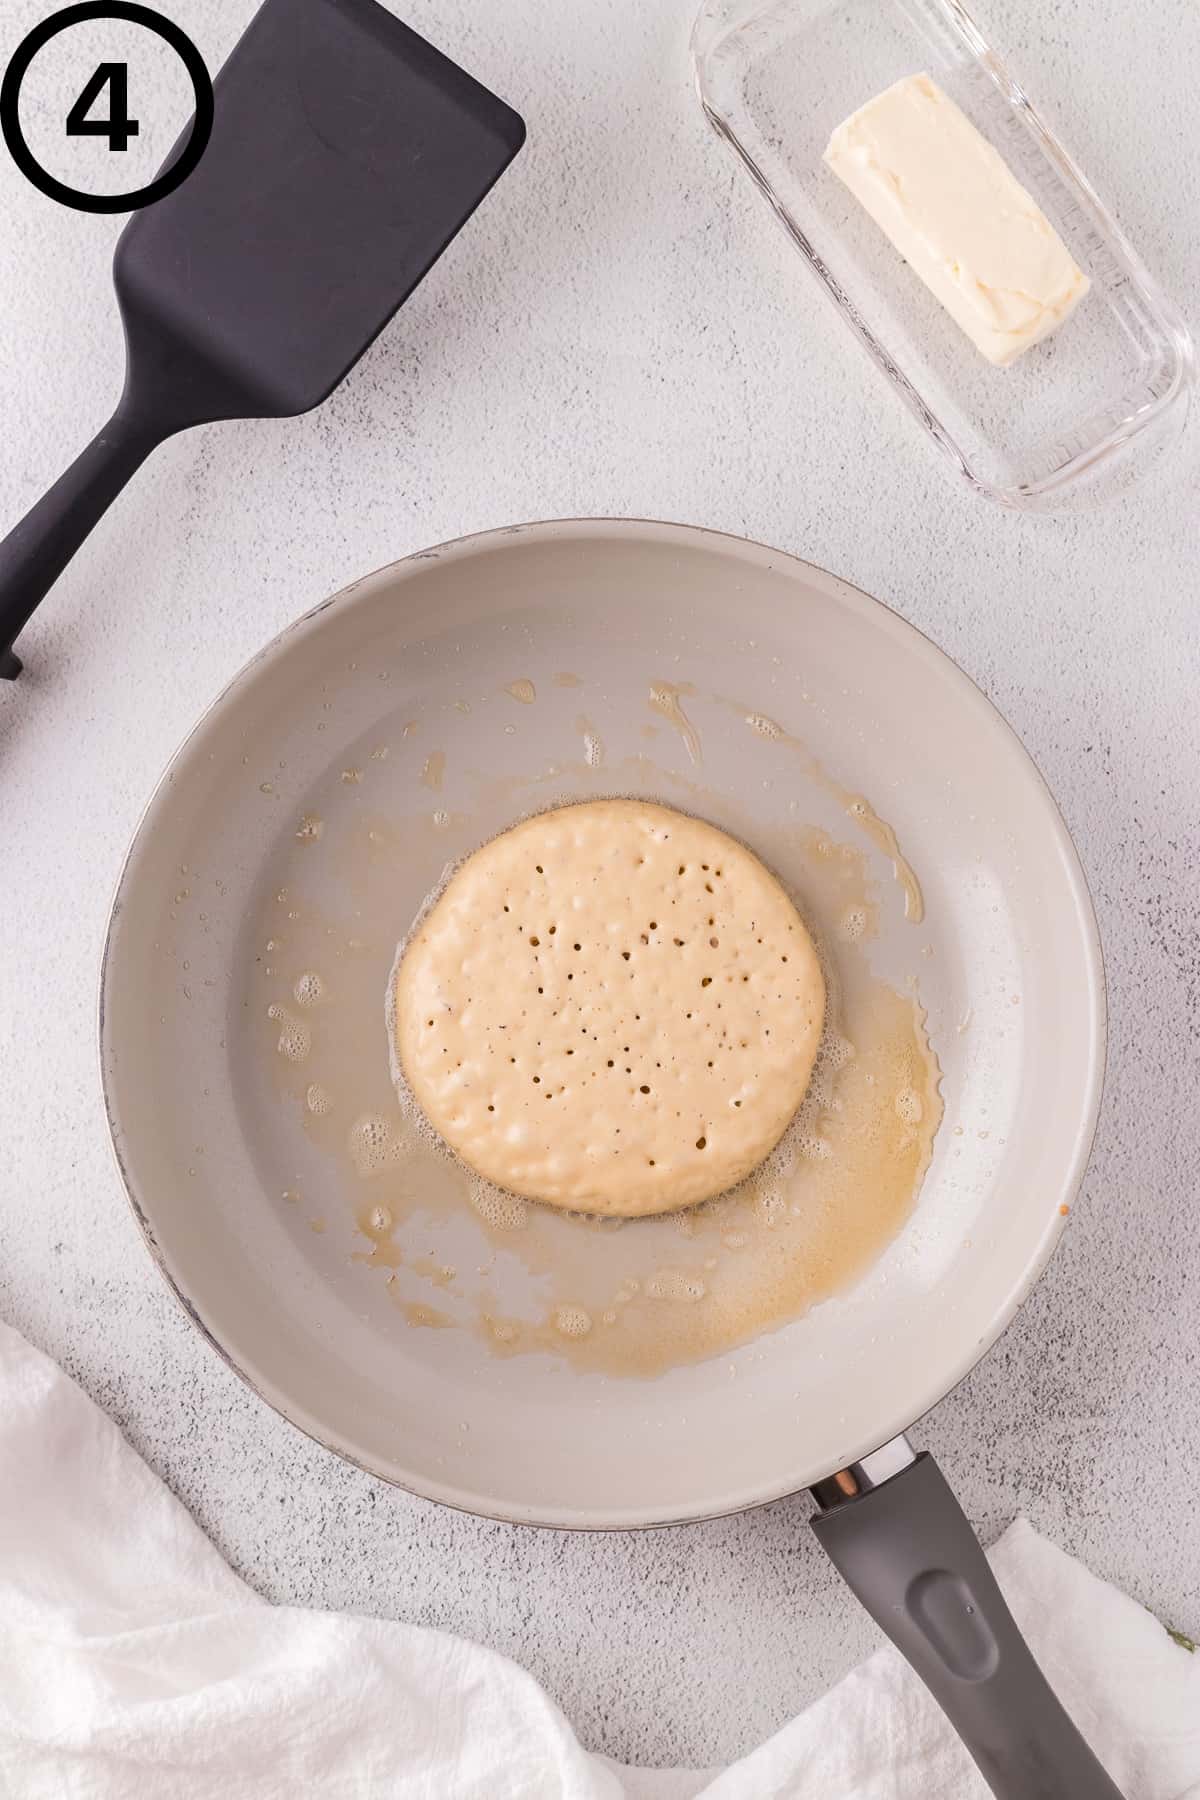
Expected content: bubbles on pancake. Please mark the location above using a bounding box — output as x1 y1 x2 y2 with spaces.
576 715 604 766
895 1088 924 1125
305 1084 332 1116
755 1190 785 1227
268 1004 310 1062
348 1113 405 1177
794 1133 833 1161
469 1182 527 1232
648 682 701 763
295 814 324 843
553 1304 592 1338
645 1269 707 1302
820 1032 855 1073
839 906 869 941
293 971 324 1007
744 712 783 740
563 1208 626 1232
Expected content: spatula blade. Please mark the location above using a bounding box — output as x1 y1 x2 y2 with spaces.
116 0 526 422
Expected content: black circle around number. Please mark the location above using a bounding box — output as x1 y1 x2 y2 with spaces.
0 2 213 214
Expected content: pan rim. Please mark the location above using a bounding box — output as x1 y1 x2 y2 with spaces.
99 516 1107 1529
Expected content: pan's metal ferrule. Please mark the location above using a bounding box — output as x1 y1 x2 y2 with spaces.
810 1434 916 1510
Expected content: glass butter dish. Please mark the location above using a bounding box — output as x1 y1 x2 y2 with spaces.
692 0 1193 508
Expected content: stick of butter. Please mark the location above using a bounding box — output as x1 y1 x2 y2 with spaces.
823 74 1089 366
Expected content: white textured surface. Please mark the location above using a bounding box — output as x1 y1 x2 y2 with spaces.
0 0 1197 1770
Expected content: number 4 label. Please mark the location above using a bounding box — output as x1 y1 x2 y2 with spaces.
66 62 139 153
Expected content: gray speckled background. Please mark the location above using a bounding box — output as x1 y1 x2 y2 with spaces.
1 0 1198 1771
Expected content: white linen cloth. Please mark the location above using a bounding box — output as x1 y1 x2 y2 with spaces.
1 1319 1197 1800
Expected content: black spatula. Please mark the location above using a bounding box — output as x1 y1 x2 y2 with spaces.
0 0 524 678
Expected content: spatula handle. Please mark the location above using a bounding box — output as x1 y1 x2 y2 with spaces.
0 411 162 678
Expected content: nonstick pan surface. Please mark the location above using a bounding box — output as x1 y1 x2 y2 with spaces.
101 519 1104 1528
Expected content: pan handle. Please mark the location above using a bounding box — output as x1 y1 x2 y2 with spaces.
0 408 163 679
811 1442 1125 1800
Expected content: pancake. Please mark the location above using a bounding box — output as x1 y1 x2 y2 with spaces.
391 799 825 1216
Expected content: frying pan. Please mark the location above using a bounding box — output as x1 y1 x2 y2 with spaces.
100 520 1113 1797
